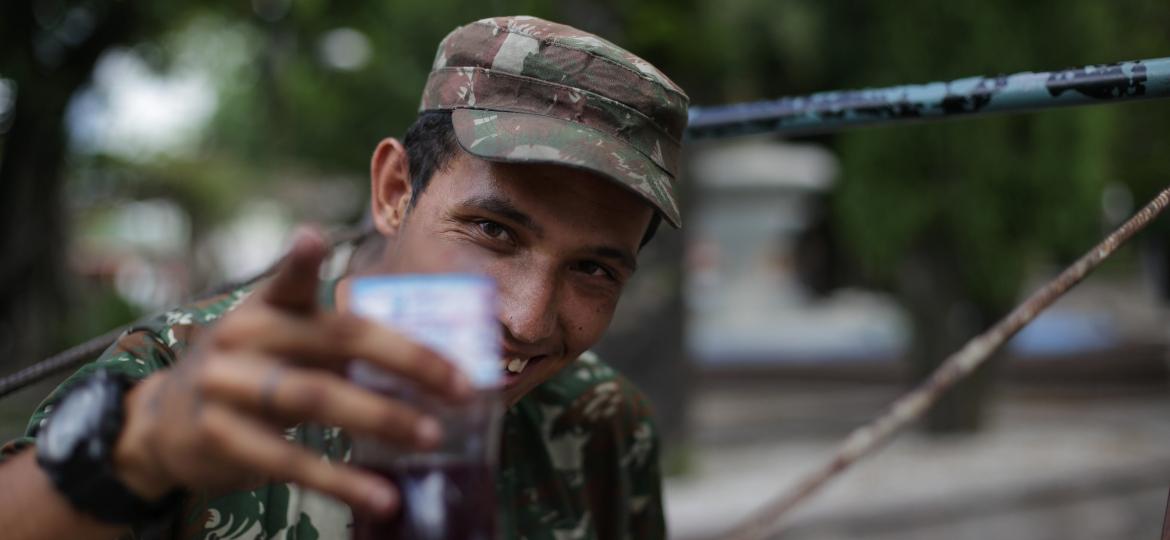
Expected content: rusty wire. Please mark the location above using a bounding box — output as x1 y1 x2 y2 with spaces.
726 185 1170 540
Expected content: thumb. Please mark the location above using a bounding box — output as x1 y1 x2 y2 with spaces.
259 227 328 313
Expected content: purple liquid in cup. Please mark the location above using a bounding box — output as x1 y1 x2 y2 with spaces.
353 460 496 540
347 276 503 540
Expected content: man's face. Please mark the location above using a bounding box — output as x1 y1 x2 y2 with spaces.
378 151 653 406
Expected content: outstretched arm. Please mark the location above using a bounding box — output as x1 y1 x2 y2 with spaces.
0 228 471 538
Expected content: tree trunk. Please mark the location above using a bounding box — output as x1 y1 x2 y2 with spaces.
0 84 69 370
897 250 1002 434
0 1 138 371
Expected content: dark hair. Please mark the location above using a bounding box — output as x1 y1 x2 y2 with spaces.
401 110 662 248
403 109 461 208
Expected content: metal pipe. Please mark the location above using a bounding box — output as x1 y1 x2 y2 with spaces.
686 57 1170 140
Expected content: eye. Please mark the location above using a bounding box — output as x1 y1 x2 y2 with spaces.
572 260 614 280
475 220 510 241
480 221 502 237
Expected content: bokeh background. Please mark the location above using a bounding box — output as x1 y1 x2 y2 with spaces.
2 1 1169 538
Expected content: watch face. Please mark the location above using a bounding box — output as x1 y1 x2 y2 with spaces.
41 382 107 462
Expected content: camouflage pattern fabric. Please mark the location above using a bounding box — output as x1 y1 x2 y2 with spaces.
420 15 690 227
1 281 666 540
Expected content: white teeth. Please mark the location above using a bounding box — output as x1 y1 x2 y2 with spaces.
505 357 529 374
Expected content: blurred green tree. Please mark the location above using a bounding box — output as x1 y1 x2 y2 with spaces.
1 0 172 370
814 0 1170 432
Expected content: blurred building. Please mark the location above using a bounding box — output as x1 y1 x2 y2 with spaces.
667 142 1170 540
687 139 908 366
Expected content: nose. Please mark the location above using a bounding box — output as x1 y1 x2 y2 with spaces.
497 267 558 347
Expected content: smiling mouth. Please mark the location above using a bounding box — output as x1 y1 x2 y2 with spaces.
505 357 529 374
503 355 544 377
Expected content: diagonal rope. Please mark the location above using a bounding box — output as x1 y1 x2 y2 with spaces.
1161 487 1170 540
727 185 1170 540
0 226 371 399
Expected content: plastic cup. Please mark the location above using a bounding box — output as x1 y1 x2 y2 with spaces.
347 275 502 540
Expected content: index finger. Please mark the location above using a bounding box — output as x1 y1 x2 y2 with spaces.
259 227 328 314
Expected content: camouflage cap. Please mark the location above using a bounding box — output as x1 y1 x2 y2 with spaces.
420 15 689 227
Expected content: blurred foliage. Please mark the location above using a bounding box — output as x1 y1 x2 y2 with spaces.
803 0 1169 431
817 0 1170 312
211 0 1161 318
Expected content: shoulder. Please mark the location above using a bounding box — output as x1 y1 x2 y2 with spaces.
3 284 255 453
129 284 256 359
92 283 256 388
511 352 664 529
522 351 656 433
73 284 256 381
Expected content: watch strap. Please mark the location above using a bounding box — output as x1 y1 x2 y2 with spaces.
45 462 185 524
36 369 184 525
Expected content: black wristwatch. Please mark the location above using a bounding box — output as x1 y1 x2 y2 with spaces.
36 369 182 525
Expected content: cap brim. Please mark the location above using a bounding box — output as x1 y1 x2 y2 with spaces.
451 108 681 228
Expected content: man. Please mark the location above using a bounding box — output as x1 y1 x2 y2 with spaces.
0 15 688 539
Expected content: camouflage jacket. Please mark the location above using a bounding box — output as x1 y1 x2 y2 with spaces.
2 283 666 539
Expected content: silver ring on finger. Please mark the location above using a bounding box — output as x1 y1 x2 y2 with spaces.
259 365 286 418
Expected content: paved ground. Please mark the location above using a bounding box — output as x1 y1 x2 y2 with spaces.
665 379 1170 539
5 369 1167 539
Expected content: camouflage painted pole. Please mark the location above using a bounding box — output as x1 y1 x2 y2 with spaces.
687 57 1170 140
726 185 1170 540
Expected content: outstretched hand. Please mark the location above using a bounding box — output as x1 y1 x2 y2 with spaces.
112 227 471 516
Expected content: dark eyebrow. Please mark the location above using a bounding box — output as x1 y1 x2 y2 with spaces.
463 195 544 236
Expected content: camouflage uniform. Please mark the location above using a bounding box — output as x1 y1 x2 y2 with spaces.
2 279 666 539
3 14 686 540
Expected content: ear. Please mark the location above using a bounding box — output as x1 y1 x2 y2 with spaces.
369 138 413 236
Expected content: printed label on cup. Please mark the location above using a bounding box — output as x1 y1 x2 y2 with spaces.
349 275 500 389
